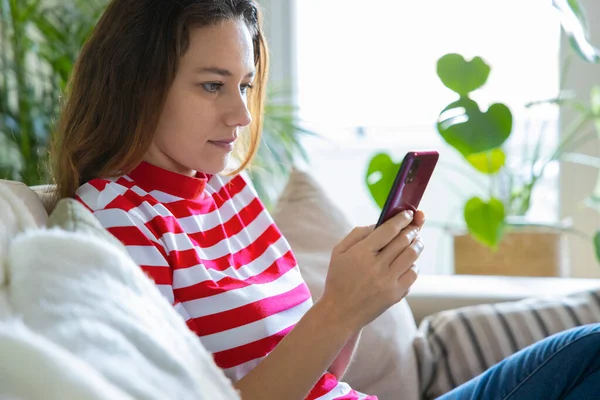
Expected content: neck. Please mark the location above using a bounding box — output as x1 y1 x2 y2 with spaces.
142 150 195 177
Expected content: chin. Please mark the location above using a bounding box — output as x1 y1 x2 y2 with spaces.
196 156 230 175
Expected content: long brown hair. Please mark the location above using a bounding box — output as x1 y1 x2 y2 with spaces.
52 0 269 200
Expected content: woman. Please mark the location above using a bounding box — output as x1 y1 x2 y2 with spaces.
52 1 600 399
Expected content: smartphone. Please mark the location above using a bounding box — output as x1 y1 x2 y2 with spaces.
375 150 439 227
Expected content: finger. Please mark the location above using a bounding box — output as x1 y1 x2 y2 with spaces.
334 225 375 253
398 264 419 298
411 264 420 275
390 236 424 277
397 263 419 292
377 225 420 265
364 210 414 252
413 210 426 228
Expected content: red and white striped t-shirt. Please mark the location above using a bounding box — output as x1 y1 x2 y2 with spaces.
75 161 376 400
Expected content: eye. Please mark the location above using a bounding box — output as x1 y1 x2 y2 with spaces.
240 83 254 95
200 82 223 93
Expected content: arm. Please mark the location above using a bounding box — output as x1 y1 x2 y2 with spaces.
96 206 362 399
235 209 425 399
328 329 363 380
234 296 358 400
91 199 424 400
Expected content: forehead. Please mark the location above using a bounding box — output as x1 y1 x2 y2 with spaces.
181 19 255 73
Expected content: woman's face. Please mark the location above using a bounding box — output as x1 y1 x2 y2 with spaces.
146 19 255 176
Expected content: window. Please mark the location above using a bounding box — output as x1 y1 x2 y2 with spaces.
294 0 561 274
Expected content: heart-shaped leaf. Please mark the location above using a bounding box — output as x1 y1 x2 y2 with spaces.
464 196 506 249
437 54 491 96
438 98 512 156
553 0 600 63
365 153 401 210
466 148 506 174
584 86 600 206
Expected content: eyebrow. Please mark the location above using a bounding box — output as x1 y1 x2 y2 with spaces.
194 67 255 78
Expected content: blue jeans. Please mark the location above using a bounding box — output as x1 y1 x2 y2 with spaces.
437 323 600 399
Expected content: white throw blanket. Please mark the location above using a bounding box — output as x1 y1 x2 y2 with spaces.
0 218 240 399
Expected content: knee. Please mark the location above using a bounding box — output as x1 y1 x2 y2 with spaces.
571 323 600 336
557 323 600 351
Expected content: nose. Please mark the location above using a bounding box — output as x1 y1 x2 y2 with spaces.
224 92 252 128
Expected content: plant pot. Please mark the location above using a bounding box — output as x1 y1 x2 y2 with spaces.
453 228 570 277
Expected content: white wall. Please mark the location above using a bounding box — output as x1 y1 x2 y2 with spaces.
259 0 296 94
559 0 600 278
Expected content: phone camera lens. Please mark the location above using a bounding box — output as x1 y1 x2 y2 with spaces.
405 160 421 184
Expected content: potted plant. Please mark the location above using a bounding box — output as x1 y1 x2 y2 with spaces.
365 0 600 276
434 51 590 276
247 85 316 209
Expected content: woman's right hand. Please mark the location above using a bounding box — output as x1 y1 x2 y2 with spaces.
234 210 424 400
319 210 425 331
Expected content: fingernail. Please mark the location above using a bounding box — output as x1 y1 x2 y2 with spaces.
406 210 414 218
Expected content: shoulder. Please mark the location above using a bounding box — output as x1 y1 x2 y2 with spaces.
75 176 145 213
75 177 163 244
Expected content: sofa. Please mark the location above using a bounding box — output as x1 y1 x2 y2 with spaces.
1 169 600 400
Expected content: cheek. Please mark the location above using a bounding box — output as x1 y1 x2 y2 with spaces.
162 97 214 140
179 91 218 129
156 83 222 148
156 90 188 134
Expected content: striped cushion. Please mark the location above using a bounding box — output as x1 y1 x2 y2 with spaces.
415 288 600 399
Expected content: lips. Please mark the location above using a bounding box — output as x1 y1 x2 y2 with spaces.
209 137 237 145
208 138 236 151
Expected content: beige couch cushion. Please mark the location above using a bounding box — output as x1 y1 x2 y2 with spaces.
0 183 38 288
30 184 57 214
272 168 419 400
0 180 48 227
0 183 39 319
408 274 600 325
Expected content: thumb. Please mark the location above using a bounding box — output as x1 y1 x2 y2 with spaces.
334 225 375 253
413 210 426 228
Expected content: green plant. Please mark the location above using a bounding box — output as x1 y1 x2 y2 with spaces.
248 85 316 209
365 0 600 254
0 0 106 184
1 0 312 207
